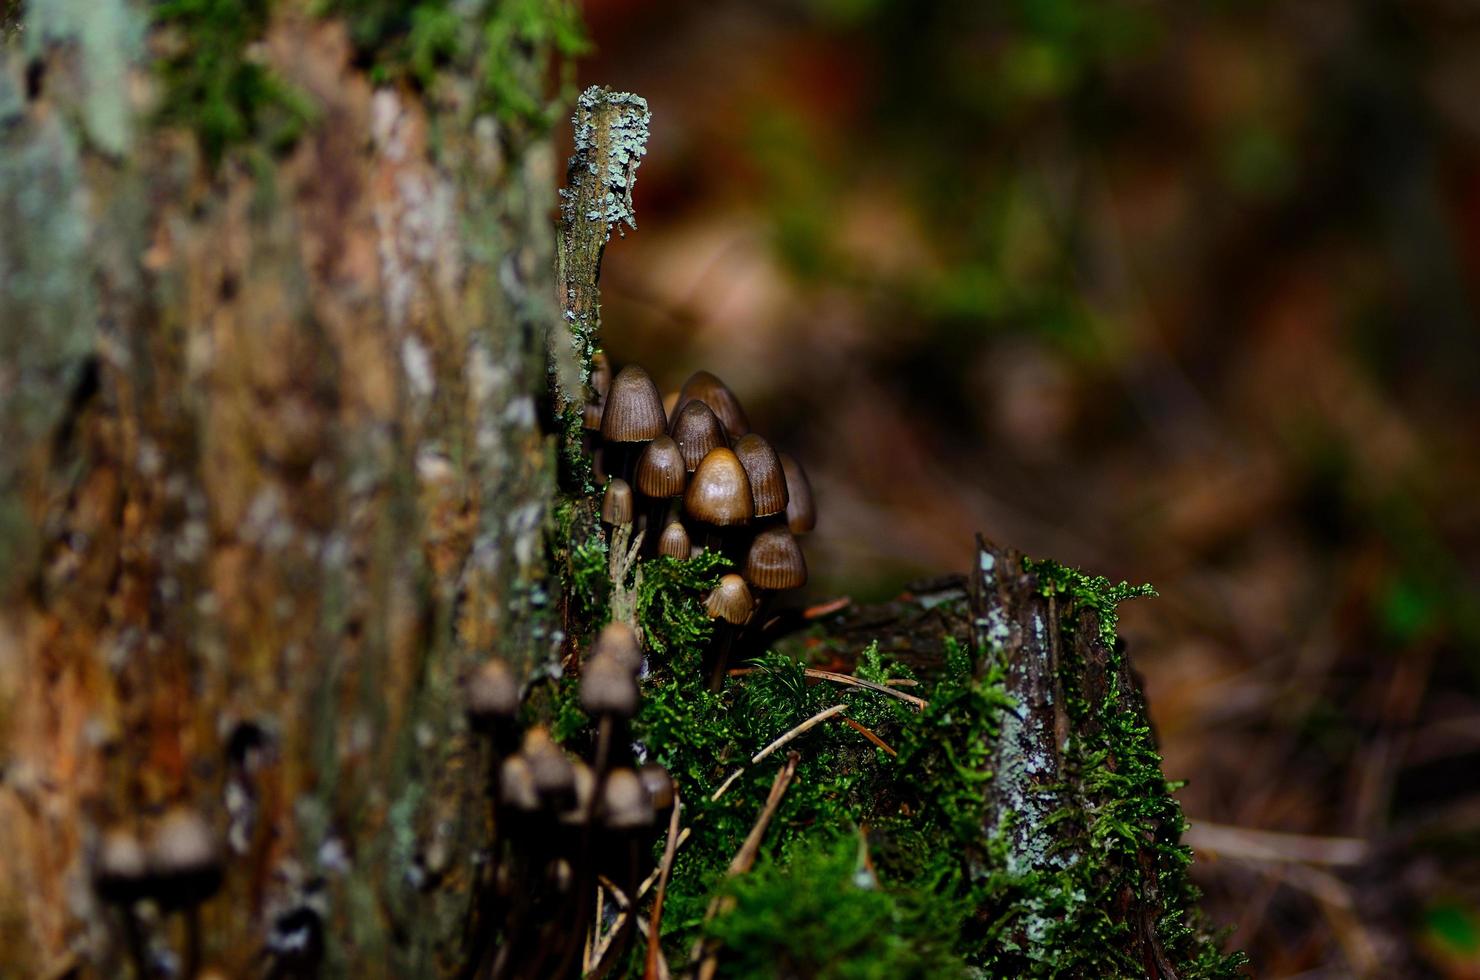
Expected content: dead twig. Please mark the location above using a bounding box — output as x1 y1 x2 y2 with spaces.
691 753 802 980
709 704 846 802
1183 821 1368 867
728 667 927 710
841 717 897 757
644 794 683 980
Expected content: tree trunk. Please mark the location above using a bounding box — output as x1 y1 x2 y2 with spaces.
1 3 569 975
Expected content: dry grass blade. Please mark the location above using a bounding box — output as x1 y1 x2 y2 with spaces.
644 793 683 980
842 716 897 757
1183 821 1369 867
691 752 802 980
728 666 927 709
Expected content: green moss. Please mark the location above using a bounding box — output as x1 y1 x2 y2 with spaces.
329 0 587 126
539 542 1243 977
152 0 315 166
704 833 968 979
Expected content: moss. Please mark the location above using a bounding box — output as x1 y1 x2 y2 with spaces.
540 529 1242 976
703 833 969 979
330 0 588 126
151 0 315 167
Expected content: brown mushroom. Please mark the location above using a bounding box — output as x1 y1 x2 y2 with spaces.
601 477 634 528
601 365 666 483
635 434 686 546
657 520 691 561
684 447 753 544
704 573 756 689
674 370 750 439
669 400 727 474
592 621 643 674
779 452 815 535
732 433 788 519
743 526 808 592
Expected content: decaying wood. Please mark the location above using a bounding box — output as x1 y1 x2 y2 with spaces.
0 9 562 976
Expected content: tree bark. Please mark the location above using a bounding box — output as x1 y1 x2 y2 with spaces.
1 4 565 975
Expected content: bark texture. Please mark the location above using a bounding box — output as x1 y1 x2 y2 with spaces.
0 4 561 975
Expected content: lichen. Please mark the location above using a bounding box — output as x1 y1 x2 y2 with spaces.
24 0 145 156
560 86 650 241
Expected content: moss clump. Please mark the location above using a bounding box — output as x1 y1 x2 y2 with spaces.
703 833 967 979
330 0 588 126
153 0 315 166
537 540 1243 977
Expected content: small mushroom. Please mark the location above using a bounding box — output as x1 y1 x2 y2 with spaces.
635 434 686 546
669 400 727 474
684 448 753 553
601 478 634 531
674 370 749 440
590 351 613 404
732 433 788 520
743 526 808 592
657 520 691 560
779 452 815 535
147 806 224 979
601 365 667 483
499 755 541 813
521 726 577 809
637 763 675 814
704 573 755 689
600 768 654 830
580 652 640 720
591 621 643 675
146 806 224 909
94 825 149 905
465 656 520 744
705 573 755 626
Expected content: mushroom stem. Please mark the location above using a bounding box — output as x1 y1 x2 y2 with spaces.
184 904 203 980
706 625 738 692
642 499 670 556
120 906 148 980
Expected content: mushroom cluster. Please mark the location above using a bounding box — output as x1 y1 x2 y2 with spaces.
463 622 675 976
586 364 817 686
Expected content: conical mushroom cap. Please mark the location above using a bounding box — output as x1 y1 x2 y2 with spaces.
744 526 807 591
602 768 655 829
684 448 753 527
580 652 640 717
638 763 675 811
95 826 149 902
705 574 755 625
148 808 220 879
779 453 815 535
147 807 225 908
635 435 686 498
658 520 691 560
601 365 666 443
592 621 643 673
601 478 634 526
559 761 596 825
732 434 788 518
466 657 519 721
582 400 603 432
521 726 576 800
500 756 540 811
590 351 613 401
669 400 727 473
675 371 749 439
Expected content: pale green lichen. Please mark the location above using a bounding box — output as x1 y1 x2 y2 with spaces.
561 86 650 240
25 0 145 156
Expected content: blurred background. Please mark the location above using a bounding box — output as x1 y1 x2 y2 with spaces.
571 0 1480 976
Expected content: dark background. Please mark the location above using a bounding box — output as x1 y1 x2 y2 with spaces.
572 1 1480 975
